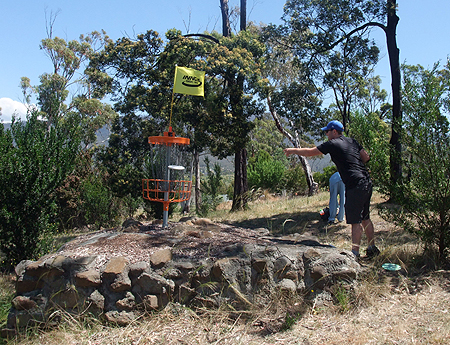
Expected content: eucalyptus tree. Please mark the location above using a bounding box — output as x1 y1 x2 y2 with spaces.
86 30 166 120
88 26 265 213
88 29 223 213
178 27 266 211
161 31 221 211
205 27 266 210
248 112 287 158
87 29 180 215
13 20 118 235
355 75 390 121
217 0 271 211
321 35 380 129
21 20 117 148
260 25 326 195
279 0 403 185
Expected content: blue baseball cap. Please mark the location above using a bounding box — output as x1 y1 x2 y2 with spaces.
321 120 344 132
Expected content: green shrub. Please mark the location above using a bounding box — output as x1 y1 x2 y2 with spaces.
0 274 14 329
348 109 391 195
80 176 119 228
198 157 223 216
379 63 450 260
54 151 96 230
0 111 81 268
284 164 309 195
248 150 286 192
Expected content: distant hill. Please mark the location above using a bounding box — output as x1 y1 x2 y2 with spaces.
1 123 331 173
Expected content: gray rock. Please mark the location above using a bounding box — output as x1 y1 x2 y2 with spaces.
104 310 137 326
141 294 159 310
51 286 79 309
277 278 297 293
75 269 101 287
129 261 150 281
135 272 175 295
116 292 136 311
122 218 142 232
87 290 105 312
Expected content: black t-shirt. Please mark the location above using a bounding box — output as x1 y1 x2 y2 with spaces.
317 136 370 189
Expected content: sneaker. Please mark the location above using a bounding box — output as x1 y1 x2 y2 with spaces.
365 245 380 258
327 220 336 225
351 249 361 260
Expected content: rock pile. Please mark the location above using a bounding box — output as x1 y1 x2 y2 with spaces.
3 218 360 335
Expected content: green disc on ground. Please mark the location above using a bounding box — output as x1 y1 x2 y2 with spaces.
382 263 401 271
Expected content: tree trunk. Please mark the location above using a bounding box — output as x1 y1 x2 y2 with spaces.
193 149 202 214
230 73 249 211
267 95 318 196
292 122 318 196
240 0 247 32
222 0 249 211
231 147 248 211
386 0 402 186
220 0 231 37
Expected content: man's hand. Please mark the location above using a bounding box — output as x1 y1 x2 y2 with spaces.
284 148 296 157
360 149 370 163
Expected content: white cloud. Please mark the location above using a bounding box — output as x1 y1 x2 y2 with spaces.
0 98 28 123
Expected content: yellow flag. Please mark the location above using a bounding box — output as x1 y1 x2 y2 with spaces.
173 66 205 97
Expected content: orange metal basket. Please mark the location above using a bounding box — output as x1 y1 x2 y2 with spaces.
142 178 192 211
142 127 192 222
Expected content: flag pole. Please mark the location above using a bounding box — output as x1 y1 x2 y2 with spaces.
170 91 175 129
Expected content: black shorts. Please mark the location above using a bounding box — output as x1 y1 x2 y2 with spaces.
345 181 372 224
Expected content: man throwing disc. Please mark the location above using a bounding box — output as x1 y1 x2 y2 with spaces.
284 120 380 259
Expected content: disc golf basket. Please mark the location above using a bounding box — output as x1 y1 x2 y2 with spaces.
142 127 192 227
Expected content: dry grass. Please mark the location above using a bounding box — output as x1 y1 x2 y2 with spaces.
5 191 450 344
9 281 450 345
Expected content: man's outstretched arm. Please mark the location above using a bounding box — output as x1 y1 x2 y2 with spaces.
284 147 322 157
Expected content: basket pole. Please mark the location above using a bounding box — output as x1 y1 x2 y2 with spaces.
163 144 172 227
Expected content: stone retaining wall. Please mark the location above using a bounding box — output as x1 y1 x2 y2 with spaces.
3 225 360 336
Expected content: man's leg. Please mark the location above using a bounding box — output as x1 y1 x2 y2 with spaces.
352 220 377 257
362 219 375 247
363 218 380 257
351 223 363 255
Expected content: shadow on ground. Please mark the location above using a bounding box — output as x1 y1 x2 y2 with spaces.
225 209 346 237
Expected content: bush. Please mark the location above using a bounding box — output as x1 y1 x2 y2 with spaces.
96 114 159 220
198 157 223 216
54 151 96 230
80 176 120 228
55 151 123 230
248 150 286 192
284 164 309 195
0 111 81 268
379 63 450 260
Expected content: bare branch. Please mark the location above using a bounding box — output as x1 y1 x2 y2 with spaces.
319 21 386 53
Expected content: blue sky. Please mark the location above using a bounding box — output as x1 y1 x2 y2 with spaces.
1 0 449 122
